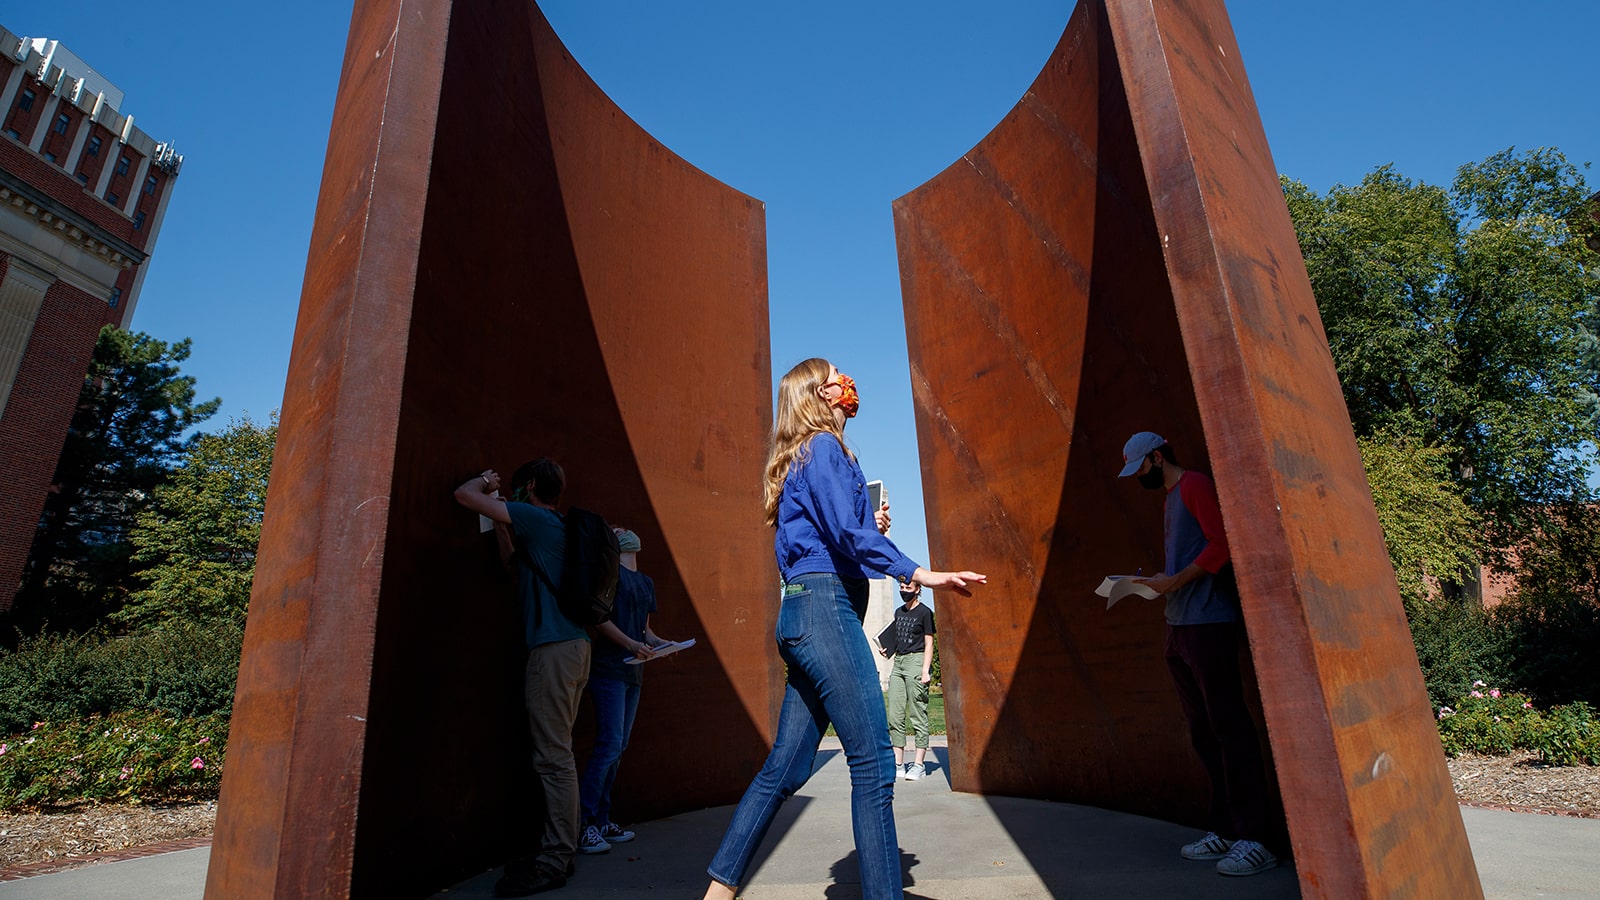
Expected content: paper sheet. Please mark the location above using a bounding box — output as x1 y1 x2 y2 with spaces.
1096 575 1161 610
624 638 697 665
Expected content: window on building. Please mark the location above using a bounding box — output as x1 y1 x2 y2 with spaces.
143 175 158 196
109 287 121 309
116 155 131 176
4 129 18 140
106 190 119 205
53 113 70 135
17 89 34 112
86 135 102 157
133 211 146 231
77 172 88 184
44 151 57 162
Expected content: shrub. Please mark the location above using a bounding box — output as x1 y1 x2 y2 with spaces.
1496 593 1600 707
0 620 242 734
1406 600 1507 707
0 711 228 810
1436 685 1537 757
1525 702 1600 767
1435 683 1600 766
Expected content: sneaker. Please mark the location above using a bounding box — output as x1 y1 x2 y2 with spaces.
1179 832 1234 860
896 762 910 780
599 822 635 844
1216 839 1278 876
577 825 611 855
905 762 925 781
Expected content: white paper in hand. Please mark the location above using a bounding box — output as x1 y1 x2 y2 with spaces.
624 638 697 665
1096 576 1161 610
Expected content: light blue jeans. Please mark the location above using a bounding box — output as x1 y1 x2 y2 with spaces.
707 573 900 898
580 676 641 827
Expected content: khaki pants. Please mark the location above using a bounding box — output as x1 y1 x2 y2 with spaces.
886 651 930 749
526 638 590 874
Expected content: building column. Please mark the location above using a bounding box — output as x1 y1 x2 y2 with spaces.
0 256 52 420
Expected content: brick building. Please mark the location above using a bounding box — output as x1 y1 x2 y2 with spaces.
0 27 181 611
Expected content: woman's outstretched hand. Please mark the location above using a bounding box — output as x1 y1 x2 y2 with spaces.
911 567 987 597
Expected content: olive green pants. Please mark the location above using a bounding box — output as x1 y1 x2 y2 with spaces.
886 651 930 749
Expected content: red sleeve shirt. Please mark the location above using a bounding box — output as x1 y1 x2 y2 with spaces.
1176 471 1231 574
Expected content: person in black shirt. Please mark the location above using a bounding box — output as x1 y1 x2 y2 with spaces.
882 581 936 780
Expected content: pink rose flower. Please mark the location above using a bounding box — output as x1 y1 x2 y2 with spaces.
198 737 210 744
1489 689 1501 699
1523 702 1533 709
0 744 7 755
191 757 205 770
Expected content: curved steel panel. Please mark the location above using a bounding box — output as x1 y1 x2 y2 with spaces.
894 0 1480 897
207 2 779 897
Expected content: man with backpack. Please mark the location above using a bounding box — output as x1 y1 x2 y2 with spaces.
455 458 617 897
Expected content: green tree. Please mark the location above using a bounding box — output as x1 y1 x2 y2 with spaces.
115 417 276 630
10 328 220 638
1284 147 1600 547
1357 433 1482 606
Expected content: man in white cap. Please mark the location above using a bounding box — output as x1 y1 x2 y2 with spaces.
1119 432 1277 877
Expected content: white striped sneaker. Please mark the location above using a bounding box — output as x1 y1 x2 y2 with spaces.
1179 832 1234 860
1216 839 1277 876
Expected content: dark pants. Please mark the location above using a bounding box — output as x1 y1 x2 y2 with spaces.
1165 622 1269 841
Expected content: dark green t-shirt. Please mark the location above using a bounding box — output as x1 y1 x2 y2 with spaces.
505 502 587 648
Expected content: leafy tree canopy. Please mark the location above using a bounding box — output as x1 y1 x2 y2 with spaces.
116 417 276 630
10 327 220 638
1284 147 1600 546
1357 433 1482 606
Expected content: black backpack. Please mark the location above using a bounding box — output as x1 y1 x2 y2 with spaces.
522 507 620 627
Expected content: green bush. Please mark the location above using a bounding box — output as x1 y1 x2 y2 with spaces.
1435 684 1600 766
1496 593 1600 707
1406 600 1507 707
0 620 242 734
1436 685 1536 757
1525 702 1600 767
0 711 227 810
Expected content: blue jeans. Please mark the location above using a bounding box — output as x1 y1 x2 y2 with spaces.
580 676 641 827
707 573 900 898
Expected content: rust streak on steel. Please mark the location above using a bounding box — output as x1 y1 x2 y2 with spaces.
895 0 1481 897
205 1 779 897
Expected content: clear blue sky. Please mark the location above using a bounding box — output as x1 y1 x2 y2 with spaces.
9 1 1597 569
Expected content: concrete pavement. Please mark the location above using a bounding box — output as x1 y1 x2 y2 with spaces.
3 739 1596 898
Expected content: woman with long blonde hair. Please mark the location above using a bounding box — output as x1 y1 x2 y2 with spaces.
703 358 986 900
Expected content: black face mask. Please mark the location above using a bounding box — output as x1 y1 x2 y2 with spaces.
1137 458 1165 490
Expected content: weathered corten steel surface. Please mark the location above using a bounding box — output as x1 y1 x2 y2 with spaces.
205 2 780 897
896 0 1481 897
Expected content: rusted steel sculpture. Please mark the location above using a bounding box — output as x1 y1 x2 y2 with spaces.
895 0 1481 896
204 2 780 897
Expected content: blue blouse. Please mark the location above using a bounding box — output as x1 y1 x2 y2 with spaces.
774 433 921 584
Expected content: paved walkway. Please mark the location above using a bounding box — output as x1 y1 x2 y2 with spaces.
4 739 1597 898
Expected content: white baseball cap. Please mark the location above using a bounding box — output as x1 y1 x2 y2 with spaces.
1118 432 1166 477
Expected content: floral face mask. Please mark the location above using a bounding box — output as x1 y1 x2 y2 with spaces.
825 373 860 418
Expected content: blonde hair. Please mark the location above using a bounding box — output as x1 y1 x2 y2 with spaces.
763 357 849 527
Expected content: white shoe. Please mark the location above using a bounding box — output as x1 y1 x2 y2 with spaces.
1179 831 1233 860
1216 839 1277 876
896 762 910 780
904 762 925 781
